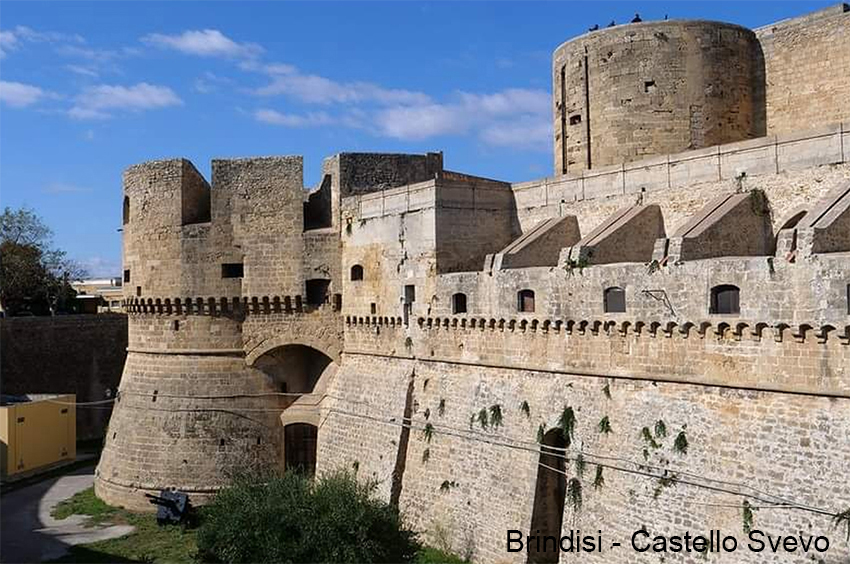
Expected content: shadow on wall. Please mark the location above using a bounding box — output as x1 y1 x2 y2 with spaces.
0 315 127 440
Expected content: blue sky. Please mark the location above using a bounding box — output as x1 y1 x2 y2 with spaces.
0 1 834 277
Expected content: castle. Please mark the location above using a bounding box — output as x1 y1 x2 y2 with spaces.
96 5 850 563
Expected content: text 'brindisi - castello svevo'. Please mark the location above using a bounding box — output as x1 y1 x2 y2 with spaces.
96 4 850 563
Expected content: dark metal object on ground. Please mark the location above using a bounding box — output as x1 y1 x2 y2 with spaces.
144 490 189 524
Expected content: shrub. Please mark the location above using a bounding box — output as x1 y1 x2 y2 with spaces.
197 470 420 563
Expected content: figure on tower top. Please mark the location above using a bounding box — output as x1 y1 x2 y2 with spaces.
632 13 643 23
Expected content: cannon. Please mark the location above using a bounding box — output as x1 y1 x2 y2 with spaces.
144 490 189 524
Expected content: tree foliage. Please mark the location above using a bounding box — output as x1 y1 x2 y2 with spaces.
197 470 420 563
0 207 85 315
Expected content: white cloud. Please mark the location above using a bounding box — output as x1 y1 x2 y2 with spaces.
193 71 232 94
0 30 18 58
142 29 262 59
372 87 550 150
65 64 99 78
480 117 552 151
374 104 466 140
254 108 333 127
254 70 431 106
0 80 50 107
70 82 183 120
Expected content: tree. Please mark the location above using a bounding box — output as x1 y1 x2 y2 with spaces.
0 207 86 315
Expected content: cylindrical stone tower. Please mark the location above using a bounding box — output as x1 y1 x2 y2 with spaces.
553 20 762 175
96 157 343 511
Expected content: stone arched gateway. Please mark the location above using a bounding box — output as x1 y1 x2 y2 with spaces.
248 340 339 475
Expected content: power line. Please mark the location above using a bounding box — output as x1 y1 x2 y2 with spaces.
65 390 845 520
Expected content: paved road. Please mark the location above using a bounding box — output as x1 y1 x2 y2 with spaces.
0 465 134 563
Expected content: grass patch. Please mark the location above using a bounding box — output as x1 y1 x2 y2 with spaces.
52 487 119 526
414 546 469 563
50 487 198 563
50 487 468 563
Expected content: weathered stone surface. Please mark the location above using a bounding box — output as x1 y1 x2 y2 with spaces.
97 5 850 563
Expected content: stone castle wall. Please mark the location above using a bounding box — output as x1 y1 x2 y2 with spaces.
756 4 850 137
0 314 127 440
318 349 850 564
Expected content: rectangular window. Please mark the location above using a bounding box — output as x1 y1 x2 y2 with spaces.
123 269 130 283
306 279 330 306
221 263 244 278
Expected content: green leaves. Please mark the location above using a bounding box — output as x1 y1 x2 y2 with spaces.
558 406 577 447
598 416 612 435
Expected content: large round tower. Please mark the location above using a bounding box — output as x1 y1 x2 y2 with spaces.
553 20 763 175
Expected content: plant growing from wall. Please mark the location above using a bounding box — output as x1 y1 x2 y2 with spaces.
564 252 592 277
673 428 689 455
593 465 605 490
558 406 577 447
602 383 611 399
424 408 431 421
652 473 677 499
748 188 771 217
574 453 586 479
489 404 503 428
438 398 446 417
742 500 757 534
641 427 661 450
477 408 489 429
439 480 458 493
567 478 583 512
833 508 850 541
404 337 413 348
598 416 612 435
654 420 667 439
520 400 530 418
422 423 434 443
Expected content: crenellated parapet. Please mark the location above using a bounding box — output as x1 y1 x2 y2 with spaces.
343 314 850 397
122 295 342 316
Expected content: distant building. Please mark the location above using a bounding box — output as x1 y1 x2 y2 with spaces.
71 278 123 313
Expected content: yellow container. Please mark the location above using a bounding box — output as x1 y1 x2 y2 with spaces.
0 394 76 479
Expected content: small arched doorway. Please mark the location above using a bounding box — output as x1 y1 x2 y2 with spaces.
528 429 566 564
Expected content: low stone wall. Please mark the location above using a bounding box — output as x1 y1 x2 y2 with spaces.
0 314 128 440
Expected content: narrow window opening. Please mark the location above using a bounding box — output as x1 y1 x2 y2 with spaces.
172 320 180 331
603 287 626 313
370 303 377 314
644 80 656 93
123 269 130 283
710 284 740 315
518 289 535 313
136 286 142 297
350 264 364 281
122 196 130 225
403 285 416 326
221 263 244 278
452 293 468 314
306 279 331 306
569 114 582 126
219 438 225 447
